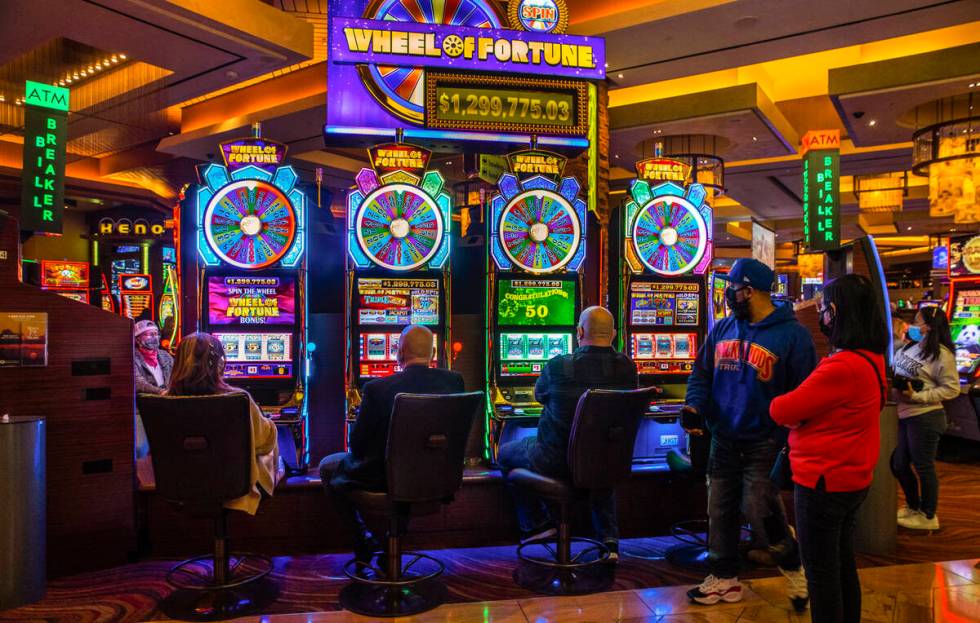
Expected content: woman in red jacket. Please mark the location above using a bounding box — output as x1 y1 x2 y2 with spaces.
770 274 888 623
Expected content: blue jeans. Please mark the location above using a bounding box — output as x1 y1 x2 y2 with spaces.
795 479 869 623
497 436 619 543
707 435 801 578
891 409 946 518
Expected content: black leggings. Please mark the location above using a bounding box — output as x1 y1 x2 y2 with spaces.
891 410 946 518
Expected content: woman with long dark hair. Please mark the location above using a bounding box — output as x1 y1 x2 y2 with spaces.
769 274 888 623
892 305 959 530
166 332 280 515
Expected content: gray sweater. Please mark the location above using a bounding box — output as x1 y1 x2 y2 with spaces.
892 342 960 419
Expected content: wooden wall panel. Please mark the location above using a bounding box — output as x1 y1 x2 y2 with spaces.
0 214 136 577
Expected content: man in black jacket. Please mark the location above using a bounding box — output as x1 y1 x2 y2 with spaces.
319 324 464 562
497 306 637 560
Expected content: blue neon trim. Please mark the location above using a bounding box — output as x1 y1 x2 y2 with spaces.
866 235 894 367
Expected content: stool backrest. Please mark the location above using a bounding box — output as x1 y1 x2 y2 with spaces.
138 393 252 509
567 386 658 490
385 391 484 503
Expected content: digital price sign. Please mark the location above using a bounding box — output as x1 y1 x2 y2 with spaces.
426 73 588 136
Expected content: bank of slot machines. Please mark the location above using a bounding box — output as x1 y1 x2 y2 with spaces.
612 179 713 469
40 260 90 304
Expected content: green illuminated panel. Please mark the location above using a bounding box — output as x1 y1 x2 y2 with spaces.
24 80 69 112
802 149 840 251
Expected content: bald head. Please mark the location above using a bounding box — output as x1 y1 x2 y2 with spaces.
578 306 616 347
397 324 434 367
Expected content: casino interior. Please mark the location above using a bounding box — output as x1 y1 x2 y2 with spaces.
1 1 980 621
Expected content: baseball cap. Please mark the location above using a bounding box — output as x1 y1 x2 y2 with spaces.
720 258 775 292
134 319 159 337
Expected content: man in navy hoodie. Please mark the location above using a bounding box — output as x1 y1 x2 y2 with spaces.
683 258 816 611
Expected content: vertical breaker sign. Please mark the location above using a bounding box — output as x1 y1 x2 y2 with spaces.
21 81 69 235
801 130 840 252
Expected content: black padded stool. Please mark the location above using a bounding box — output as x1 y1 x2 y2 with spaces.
339 391 484 618
507 387 657 595
139 394 277 621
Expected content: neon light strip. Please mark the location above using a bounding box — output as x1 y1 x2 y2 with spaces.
588 82 597 214
866 235 894 367
324 125 589 148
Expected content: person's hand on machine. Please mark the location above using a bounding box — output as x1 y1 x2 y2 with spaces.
681 405 704 436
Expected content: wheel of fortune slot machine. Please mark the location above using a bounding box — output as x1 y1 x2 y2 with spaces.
344 143 452 443
191 135 310 473
486 149 587 461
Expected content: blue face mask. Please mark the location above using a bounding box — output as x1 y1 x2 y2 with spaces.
907 326 923 342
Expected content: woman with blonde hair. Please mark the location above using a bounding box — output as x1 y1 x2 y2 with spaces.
166 332 280 514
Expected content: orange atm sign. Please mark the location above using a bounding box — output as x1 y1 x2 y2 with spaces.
801 130 840 155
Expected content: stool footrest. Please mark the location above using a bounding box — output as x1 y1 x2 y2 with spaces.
166 552 273 591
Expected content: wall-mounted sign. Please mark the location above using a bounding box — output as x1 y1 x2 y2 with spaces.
41 260 89 289
751 222 775 270
635 158 691 184
97 217 168 237
219 137 286 174
507 150 567 180
368 143 431 175
20 81 69 235
425 73 588 136
949 234 980 277
509 0 568 34
0 312 48 367
478 154 508 184
801 129 840 252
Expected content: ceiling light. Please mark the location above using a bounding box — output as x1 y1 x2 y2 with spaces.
907 226 912 231
445 161 452 166
110 55 118 63
951 228 957 232
604 62 608 68
970 83 976 88
868 119 877 127
88 65 94 72
615 154 620 159
752 136 758 141
617 73 624 79
119 53 127 60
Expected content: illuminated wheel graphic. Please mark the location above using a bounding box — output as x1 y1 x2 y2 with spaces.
632 195 708 276
355 183 445 271
499 189 581 274
363 0 503 123
204 180 297 270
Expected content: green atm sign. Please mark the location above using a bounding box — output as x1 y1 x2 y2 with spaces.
20 81 69 235
801 129 840 252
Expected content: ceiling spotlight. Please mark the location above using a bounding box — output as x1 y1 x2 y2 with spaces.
617 73 624 79
604 62 609 68
88 65 94 72
615 154 620 159
868 119 877 127
119 53 127 60
907 226 912 231
110 55 118 63
970 83 976 88
752 136 758 141
445 161 452 166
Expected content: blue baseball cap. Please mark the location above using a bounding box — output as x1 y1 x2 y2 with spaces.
720 258 775 292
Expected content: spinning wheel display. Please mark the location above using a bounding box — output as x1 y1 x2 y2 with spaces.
362 0 504 122
203 180 298 270
631 194 708 277
354 183 445 271
499 189 581 274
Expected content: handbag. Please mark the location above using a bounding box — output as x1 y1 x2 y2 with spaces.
770 350 886 490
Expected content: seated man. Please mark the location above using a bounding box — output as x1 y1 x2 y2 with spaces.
319 324 464 563
497 306 638 560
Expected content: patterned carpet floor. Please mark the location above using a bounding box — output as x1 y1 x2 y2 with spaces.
2 461 977 622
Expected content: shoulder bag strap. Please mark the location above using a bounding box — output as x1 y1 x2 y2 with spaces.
850 350 886 411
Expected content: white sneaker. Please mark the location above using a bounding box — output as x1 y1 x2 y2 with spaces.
897 505 917 520
687 575 744 605
898 511 940 530
779 566 809 612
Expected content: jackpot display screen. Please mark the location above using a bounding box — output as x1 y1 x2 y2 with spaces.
497 279 576 327
499 332 574 377
357 278 440 326
629 281 700 326
207 275 296 326
357 331 438 379
216 332 293 380
950 288 980 376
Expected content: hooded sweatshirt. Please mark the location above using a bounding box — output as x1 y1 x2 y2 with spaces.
686 301 817 441
892 341 959 419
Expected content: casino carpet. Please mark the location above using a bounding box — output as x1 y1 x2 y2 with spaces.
1 461 978 622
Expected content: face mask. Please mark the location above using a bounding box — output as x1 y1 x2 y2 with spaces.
725 287 751 320
819 311 834 338
138 335 160 350
907 326 923 342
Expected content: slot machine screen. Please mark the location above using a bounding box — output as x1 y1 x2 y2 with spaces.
950 288 980 376
207 275 296 326
111 258 141 301
496 280 576 326
41 261 89 289
712 275 728 321
629 332 698 375
215 332 293 380
629 282 700 326
499 332 573 377
357 278 440 326
357 331 438 379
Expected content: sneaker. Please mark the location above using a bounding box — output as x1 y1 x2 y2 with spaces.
520 524 557 545
687 575 744 605
779 566 809 612
897 505 918 520
603 539 619 564
898 511 940 530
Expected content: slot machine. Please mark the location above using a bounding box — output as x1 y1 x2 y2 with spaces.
192 136 310 471
486 150 587 460
612 180 713 469
158 263 179 350
345 143 452 439
40 260 90 304
119 273 154 319
947 235 980 386
99 274 115 313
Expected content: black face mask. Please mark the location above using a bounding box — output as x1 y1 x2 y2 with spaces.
725 287 751 320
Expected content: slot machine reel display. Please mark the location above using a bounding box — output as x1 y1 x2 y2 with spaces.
194 140 310 472
40 260 90 304
486 150 587 459
617 180 713 468
119 273 154 320
345 143 452 435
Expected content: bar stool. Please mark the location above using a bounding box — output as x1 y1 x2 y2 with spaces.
339 391 484 618
507 387 657 595
138 393 277 621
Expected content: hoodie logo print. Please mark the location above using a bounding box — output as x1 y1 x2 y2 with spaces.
715 339 779 382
